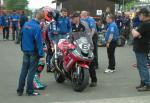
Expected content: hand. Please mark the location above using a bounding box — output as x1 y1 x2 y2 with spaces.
53 32 58 35
106 43 110 48
39 57 45 64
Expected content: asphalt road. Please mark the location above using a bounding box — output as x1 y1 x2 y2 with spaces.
0 36 150 103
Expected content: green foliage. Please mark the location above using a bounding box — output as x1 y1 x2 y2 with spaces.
4 0 28 10
108 0 135 4
125 0 137 11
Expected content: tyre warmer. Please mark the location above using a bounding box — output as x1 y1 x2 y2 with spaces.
33 61 46 90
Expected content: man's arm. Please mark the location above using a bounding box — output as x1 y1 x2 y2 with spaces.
132 29 141 38
107 33 113 43
35 28 44 58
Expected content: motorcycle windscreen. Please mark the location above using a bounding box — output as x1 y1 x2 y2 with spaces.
69 32 94 50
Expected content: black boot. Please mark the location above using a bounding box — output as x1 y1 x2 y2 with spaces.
136 81 145 89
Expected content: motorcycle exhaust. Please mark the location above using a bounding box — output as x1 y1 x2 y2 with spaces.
54 43 65 75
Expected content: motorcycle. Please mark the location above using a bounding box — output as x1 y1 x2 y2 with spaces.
50 32 94 92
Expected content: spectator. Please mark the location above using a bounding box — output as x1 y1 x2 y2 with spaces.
132 8 150 91
115 11 123 34
20 11 28 29
104 14 119 73
11 10 20 43
80 11 98 87
16 9 45 96
122 14 131 45
18 11 28 43
132 12 141 29
0 14 2 30
1 12 10 40
101 7 111 25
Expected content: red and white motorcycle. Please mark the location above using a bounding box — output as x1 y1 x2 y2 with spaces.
50 32 94 92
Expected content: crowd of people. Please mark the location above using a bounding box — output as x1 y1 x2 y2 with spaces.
0 10 28 43
0 6 149 96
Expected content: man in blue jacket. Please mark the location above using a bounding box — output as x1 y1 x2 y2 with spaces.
1 12 10 40
11 10 20 43
104 14 119 73
57 8 71 39
17 9 45 96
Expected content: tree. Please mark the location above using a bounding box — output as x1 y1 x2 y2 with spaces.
4 0 28 10
108 0 134 4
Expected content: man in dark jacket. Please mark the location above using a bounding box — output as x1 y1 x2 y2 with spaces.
80 11 98 87
17 9 45 96
132 8 150 91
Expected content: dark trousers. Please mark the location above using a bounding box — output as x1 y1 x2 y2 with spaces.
89 33 98 83
107 41 117 70
92 33 99 68
46 48 53 65
17 52 38 94
3 26 9 39
12 25 19 41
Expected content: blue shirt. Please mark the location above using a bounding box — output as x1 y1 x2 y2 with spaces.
1 15 10 27
21 19 44 57
105 21 119 42
133 16 141 28
11 13 20 27
81 17 97 31
20 14 28 28
0 15 2 26
57 16 71 34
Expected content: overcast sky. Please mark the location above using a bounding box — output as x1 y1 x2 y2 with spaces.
28 0 56 9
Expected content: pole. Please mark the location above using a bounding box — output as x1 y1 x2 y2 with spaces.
123 0 125 12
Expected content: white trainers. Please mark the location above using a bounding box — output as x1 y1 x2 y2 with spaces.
104 68 114 73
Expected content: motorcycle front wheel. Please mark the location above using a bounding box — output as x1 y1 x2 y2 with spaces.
148 52 150 64
72 68 89 92
54 70 65 83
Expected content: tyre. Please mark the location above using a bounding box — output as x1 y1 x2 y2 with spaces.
54 70 65 83
72 68 89 92
148 52 150 64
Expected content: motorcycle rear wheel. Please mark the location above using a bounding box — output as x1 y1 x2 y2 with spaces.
72 68 89 92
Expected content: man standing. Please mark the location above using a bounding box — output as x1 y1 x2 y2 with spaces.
71 12 85 32
80 11 98 87
11 10 20 43
57 8 71 39
1 12 10 40
104 14 119 73
132 8 150 91
19 11 28 43
17 9 45 96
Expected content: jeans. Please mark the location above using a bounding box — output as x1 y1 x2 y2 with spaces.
107 41 117 70
17 52 38 94
12 25 19 41
135 52 150 86
3 26 9 39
